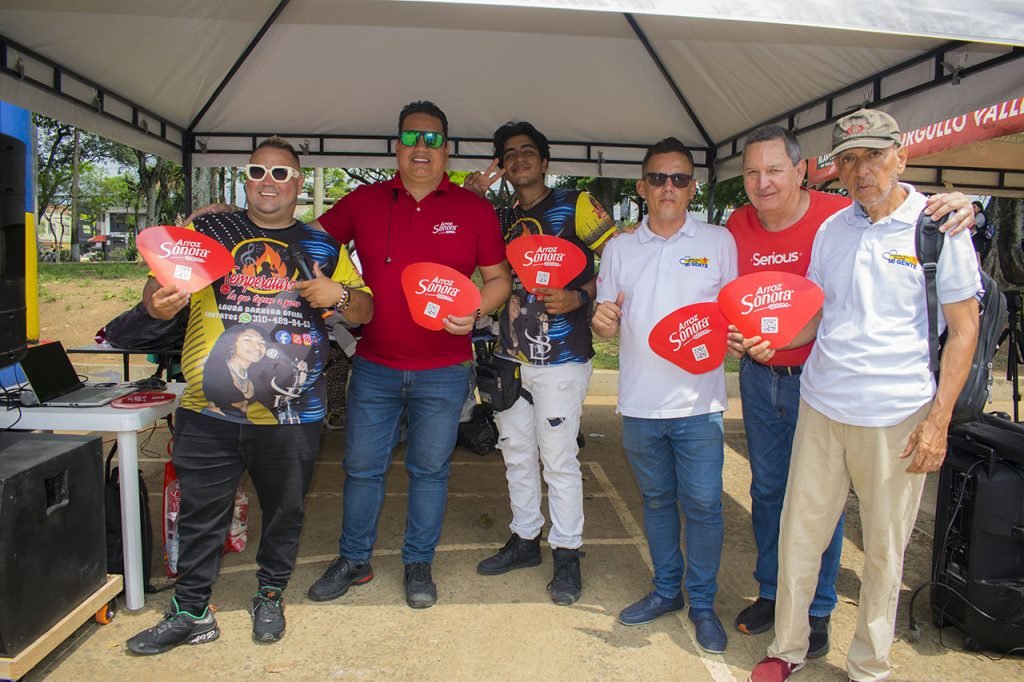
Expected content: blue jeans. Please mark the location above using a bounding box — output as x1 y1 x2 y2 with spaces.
739 356 843 617
339 356 471 565
622 412 724 610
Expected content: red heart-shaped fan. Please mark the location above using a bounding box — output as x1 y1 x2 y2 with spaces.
137 226 234 293
400 262 482 331
506 234 587 294
648 302 729 374
717 271 824 348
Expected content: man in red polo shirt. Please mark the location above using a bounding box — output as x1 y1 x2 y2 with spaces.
306 101 512 609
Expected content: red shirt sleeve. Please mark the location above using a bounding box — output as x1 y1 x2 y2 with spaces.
318 190 356 243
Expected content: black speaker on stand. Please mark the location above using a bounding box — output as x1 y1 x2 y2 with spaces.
0 131 27 370
930 415 1024 652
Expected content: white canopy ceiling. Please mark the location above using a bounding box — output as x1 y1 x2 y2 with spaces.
1 0 1022 189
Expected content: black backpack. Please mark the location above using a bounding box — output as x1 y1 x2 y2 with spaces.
916 214 1008 425
457 404 499 455
104 446 154 590
97 301 187 352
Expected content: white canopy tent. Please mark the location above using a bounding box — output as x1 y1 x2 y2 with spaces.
807 95 1024 197
2 0 1023 203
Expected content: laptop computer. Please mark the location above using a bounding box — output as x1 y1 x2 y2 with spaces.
20 342 138 407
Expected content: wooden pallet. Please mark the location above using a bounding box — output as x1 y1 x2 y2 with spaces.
0 574 123 680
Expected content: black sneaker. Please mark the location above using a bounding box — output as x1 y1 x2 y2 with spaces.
251 586 286 643
126 598 220 655
735 597 775 635
404 562 437 609
477 533 542 575
307 556 373 602
547 548 584 606
808 614 831 658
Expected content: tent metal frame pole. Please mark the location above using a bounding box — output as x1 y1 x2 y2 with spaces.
183 133 194 215
718 43 1024 164
623 13 714 148
0 32 183 152
190 131 713 173
187 0 294 133
705 146 718 224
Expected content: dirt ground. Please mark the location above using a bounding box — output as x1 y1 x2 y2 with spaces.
12 283 1024 681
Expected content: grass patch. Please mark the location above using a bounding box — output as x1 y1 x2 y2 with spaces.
38 285 58 303
39 262 150 283
593 336 620 369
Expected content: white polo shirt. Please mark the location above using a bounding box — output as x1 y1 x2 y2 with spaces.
596 213 737 418
800 185 981 427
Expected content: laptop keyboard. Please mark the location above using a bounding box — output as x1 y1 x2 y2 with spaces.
67 386 121 401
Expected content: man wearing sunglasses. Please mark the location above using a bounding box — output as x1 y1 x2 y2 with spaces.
307 101 512 610
592 137 737 654
463 121 617 606
725 126 976 660
127 137 372 654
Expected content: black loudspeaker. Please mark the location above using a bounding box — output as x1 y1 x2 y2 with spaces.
0 432 105 657
931 415 1024 652
0 131 27 371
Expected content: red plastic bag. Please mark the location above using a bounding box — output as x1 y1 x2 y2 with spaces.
162 461 181 577
223 488 249 555
162 461 248 576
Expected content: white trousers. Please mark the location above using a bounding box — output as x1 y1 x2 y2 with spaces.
494 361 591 549
768 399 930 682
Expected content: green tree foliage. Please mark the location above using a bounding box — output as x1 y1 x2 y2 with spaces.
35 114 184 245
554 176 640 223
34 114 116 223
109 147 183 228
693 175 747 225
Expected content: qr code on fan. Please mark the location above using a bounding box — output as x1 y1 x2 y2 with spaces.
173 264 192 281
761 317 779 334
424 302 440 318
692 344 709 361
536 271 550 285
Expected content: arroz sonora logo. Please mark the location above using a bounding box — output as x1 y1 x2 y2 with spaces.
433 221 458 235
416 276 461 302
158 238 211 261
679 256 709 269
740 283 793 315
669 312 712 351
883 250 919 269
523 246 567 267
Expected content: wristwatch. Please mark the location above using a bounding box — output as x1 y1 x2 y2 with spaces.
576 289 592 307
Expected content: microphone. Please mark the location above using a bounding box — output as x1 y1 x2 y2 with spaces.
284 244 358 357
284 244 334 323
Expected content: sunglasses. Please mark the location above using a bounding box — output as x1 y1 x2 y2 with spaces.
399 130 446 149
244 164 301 183
645 172 693 188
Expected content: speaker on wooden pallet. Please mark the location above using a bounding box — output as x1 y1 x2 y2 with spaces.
931 414 1024 652
0 432 105 657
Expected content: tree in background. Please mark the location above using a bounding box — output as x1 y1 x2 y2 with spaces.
35 114 186 260
34 114 116 258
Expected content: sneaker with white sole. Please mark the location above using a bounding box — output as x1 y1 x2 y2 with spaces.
126 597 220 655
